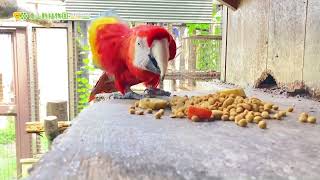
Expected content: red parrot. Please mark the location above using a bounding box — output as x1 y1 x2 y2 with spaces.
88 17 176 101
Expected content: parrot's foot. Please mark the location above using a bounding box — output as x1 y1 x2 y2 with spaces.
109 91 144 100
144 88 171 97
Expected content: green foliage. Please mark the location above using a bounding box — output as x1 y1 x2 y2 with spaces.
186 24 210 36
195 40 220 71
0 117 16 179
0 144 16 179
0 117 15 145
185 3 222 71
75 24 96 113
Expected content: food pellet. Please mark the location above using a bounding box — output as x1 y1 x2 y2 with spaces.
258 120 267 129
170 114 176 118
261 111 270 119
135 101 139 107
272 105 279 110
177 112 185 118
299 114 308 123
254 116 263 124
236 106 244 113
264 103 273 110
300 112 308 117
146 109 153 114
245 114 254 123
129 109 135 114
155 112 162 119
158 109 165 115
307 116 316 124
287 107 294 112
279 111 287 117
221 115 229 121
191 115 200 122
273 113 281 120
136 110 144 115
238 119 247 127
235 115 244 123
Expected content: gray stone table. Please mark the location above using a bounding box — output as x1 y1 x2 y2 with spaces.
27 89 320 180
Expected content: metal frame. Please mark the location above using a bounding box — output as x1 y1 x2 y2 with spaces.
0 26 32 177
31 22 75 121
0 21 76 175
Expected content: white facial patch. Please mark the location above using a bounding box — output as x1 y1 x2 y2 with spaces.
133 37 150 70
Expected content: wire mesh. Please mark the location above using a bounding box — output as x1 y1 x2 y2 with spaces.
0 116 17 180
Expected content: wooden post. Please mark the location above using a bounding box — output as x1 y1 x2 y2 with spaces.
217 0 240 11
0 73 3 102
179 26 186 89
46 101 68 121
187 37 197 87
44 116 59 149
167 23 176 90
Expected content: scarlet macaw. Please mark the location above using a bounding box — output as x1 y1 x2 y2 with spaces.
88 16 176 101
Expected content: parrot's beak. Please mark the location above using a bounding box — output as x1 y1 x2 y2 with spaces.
150 39 169 81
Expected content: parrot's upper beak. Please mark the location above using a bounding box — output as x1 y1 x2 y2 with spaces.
150 39 169 81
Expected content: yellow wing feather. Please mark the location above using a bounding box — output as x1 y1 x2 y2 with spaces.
88 17 119 69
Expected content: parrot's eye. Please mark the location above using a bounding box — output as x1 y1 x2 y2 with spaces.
137 42 141 46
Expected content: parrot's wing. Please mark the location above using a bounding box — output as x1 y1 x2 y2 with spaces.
88 16 130 74
168 34 177 61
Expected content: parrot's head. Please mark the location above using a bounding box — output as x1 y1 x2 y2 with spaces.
131 25 176 81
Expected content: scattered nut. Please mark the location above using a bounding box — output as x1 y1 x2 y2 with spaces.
261 111 270 119
272 105 279 110
299 113 308 123
264 103 273 110
191 115 200 122
146 109 153 114
287 107 294 112
155 112 162 119
170 114 177 118
158 109 165 115
258 120 267 129
176 112 185 118
307 116 316 124
136 110 144 115
135 101 139 107
221 115 229 121
129 109 135 114
245 114 254 123
273 113 281 120
236 106 244 113
238 119 247 127
279 111 287 117
254 116 263 124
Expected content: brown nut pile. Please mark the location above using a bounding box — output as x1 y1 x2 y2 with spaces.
298 112 317 124
128 92 317 129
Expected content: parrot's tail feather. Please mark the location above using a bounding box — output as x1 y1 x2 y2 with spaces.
88 16 130 71
88 73 117 102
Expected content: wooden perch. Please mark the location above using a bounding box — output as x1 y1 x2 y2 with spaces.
26 120 71 133
44 116 59 142
47 101 68 121
217 0 240 10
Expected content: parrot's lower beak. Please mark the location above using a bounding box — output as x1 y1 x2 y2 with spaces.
151 38 169 81
146 54 161 74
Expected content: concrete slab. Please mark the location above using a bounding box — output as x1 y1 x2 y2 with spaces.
27 84 320 180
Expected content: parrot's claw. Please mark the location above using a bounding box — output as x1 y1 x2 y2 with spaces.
109 91 144 100
144 88 171 97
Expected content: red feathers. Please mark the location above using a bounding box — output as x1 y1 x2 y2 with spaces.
89 19 176 101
